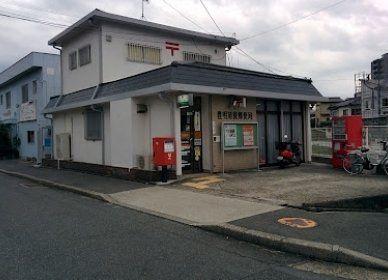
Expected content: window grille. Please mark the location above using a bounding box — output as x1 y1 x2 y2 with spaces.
69 51 77 70
84 109 103 141
128 43 161 65
79 45 91 66
183 51 211 63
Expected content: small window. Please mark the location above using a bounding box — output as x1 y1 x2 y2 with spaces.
382 98 388 107
84 109 102 141
79 45 91 66
5 91 11 109
21 84 29 103
27 131 35 143
32 80 37 94
342 109 349 116
183 51 211 63
365 100 370 109
0 94 3 105
69 51 77 70
128 43 161 65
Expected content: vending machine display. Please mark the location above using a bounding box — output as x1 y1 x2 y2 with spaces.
331 115 363 168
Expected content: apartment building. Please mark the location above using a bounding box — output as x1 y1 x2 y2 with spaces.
0 52 60 161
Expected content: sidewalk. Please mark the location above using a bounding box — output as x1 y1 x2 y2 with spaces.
0 160 146 194
0 159 387 270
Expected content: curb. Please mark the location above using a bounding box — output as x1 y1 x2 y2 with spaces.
2 168 388 271
0 168 113 204
201 223 388 271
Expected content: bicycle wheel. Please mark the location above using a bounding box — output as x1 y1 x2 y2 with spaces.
342 153 364 174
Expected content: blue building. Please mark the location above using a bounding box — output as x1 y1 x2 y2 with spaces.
0 52 61 162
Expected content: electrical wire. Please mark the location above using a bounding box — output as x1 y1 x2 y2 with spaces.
198 0 224 36
0 10 69 28
240 0 348 41
162 0 209 33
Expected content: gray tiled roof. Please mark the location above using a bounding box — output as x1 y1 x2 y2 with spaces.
44 62 323 113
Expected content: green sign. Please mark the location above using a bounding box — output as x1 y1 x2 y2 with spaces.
177 94 193 108
222 122 258 150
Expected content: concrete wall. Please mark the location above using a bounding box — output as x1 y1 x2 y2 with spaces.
52 104 110 165
211 95 258 172
61 29 101 94
52 95 175 170
101 23 227 83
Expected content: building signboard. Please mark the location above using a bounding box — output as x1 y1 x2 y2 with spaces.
20 102 36 122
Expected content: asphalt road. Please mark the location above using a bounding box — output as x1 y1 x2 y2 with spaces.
0 173 341 280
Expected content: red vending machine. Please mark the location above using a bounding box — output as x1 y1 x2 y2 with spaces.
331 115 363 168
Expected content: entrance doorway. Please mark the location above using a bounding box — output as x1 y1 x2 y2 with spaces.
180 96 202 173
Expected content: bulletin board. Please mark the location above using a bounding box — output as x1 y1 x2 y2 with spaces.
221 121 261 174
222 122 258 150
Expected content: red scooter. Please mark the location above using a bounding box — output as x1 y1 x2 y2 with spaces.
275 137 302 168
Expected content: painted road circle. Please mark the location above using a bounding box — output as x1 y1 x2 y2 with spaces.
277 217 318 229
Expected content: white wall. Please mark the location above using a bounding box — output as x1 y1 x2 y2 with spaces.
131 95 175 170
61 29 101 94
110 99 133 168
101 23 227 83
52 104 110 165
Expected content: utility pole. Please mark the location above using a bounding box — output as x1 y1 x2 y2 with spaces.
141 0 149 20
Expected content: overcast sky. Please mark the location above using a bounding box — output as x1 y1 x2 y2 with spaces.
0 0 387 98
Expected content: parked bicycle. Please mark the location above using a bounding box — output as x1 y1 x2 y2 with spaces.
342 141 388 175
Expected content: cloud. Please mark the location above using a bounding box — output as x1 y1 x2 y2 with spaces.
0 0 387 98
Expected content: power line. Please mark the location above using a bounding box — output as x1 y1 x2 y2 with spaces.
0 10 69 28
232 47 277 74
162 0 209 33
199 0 224 36
240 0 348 41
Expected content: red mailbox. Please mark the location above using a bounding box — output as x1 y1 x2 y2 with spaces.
153 137 176 166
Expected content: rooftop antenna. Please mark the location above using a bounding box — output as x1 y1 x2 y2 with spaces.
141 0 149 20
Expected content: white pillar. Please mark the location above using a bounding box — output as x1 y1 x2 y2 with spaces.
305 102 312 163
172 98 182 176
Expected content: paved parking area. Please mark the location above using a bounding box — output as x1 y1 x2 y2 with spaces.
172 163 388 206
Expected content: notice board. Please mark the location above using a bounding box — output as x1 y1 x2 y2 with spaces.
222 122 258 150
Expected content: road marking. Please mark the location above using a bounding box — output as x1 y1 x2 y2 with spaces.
278 217 318 229
182 176 224 190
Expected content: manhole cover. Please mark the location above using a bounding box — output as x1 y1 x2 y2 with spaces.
277 217 318 229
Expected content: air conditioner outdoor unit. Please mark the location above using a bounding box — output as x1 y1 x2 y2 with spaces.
55 133 71 160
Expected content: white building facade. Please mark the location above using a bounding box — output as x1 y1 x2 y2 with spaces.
45 9 325 181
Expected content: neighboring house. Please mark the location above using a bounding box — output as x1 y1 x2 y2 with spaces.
360 53 388 125
0 52 61 161
329 97 361 117
44 9 325 180
313 97 343 127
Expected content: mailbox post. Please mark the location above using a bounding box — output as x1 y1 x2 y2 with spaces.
152 137 176 182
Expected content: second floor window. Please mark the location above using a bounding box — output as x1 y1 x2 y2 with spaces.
79 45 91 66
0 94 2 105
5 92 11 109
128 43 161 65
22 84 29 103
69 51 77 70
32 80 37 94
183 51 211 63
382 98 388 107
